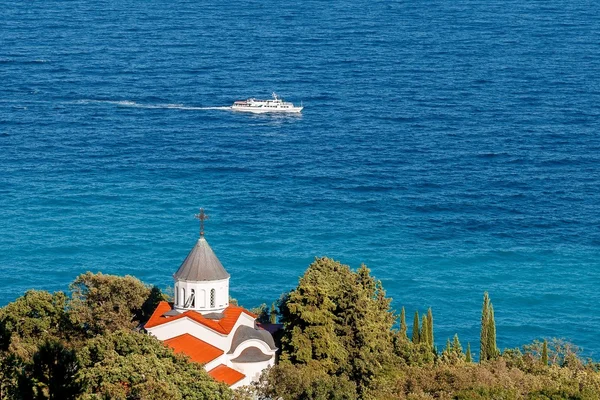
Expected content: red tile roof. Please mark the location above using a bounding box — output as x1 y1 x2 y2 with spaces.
164 333 223 364
208 364 246 386
144 301 257 334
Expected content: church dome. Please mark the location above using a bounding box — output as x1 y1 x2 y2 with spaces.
174 237 230 282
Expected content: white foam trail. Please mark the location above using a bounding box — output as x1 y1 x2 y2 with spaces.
176 106 232 110
74 99 231 110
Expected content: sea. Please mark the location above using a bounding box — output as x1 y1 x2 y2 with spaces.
1 0 600 358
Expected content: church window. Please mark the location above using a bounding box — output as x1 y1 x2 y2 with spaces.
210 289 215 308
181 288 186 307
190 289 195 308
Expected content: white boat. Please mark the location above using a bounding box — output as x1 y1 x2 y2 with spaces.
231 92 303 113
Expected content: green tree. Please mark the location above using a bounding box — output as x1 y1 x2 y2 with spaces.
255 361 357 400
480 292 497 362
466 343 472 363
400 307 407 339
0 290 71 360
541 339 548 366
487 304 497 360
18 340 83 400
412 311 420 344
250 304 270 324
77 330 231 399
0 353 21 400
270 303 277 324
69 272 158 336
426 308 434 348
444 338 451 354
480 292 489 362
420 313 429 346
452 334 463 355
278 257 396 395
140 285 169 325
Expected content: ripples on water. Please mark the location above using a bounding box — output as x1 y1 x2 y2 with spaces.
1 0 600 357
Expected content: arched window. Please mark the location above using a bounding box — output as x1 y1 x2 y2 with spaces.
181 288 186 307
190 289 195 308
210 289 216 308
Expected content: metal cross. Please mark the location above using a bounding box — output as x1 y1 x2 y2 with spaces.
194 208 209 237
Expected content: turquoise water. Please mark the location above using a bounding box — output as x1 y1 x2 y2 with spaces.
1 0 600 357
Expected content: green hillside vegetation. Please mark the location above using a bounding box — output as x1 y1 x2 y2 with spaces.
1 261 599 400
248 258 600 400
0 273 231 400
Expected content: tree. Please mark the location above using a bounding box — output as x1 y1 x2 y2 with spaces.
17 340 83 400
269 303 277 324
487 304 497 360
0 353 21 400
250 304 270 324
0 290 71 360
412 311 420 344
420 313 429 346
426 308 434 349
480 292 489 362
278 257 396 395
452 334 463 355
444 338 451 354
77 330 231 399
480 292 497 362
523 338 580 367
255 361 357 400
400 307 407 339
69 272 158 336
541 339 548 366
141 285 169 325
466 343 472 363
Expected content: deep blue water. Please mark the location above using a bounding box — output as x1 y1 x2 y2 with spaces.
2 0 600 357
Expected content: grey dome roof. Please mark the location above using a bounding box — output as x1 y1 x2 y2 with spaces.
173 237 230 282
228 325 277 354
231 347 273 363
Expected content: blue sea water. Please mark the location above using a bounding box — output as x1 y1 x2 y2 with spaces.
1 0 600 357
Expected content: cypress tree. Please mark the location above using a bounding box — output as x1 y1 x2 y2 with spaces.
487 304 497 359
541 339 548 366
412 311 420 344
400 307 407 338
452 334 462 355
466 343 472 363
480 292 490 362
444 338 451 354
420 313 429 346
427 308 434 348
269 303 277 324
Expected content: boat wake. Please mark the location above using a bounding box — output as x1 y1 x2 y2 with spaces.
74 99 231 111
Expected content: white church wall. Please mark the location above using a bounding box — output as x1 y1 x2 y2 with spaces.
174 278 230 313
204 354 226 371
230 358 274 384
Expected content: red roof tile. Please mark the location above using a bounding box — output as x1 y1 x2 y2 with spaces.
208 364 245 386
144 301 257 334
164 333 223 364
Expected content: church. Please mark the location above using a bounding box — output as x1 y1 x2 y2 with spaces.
145 210 277 389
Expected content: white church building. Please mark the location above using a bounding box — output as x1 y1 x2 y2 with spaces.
145 212 277 388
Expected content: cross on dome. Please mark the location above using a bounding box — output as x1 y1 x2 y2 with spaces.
194 208 209 237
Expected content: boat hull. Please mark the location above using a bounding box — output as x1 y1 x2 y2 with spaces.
231 106 303 114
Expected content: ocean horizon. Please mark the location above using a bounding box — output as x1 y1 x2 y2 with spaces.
1 0 599 358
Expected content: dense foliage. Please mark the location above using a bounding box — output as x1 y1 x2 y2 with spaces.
249 257 600 400
0 273 231 400
2 261 599 400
